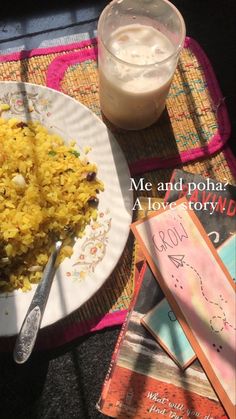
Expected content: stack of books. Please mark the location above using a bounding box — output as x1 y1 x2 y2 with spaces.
97 170 236 419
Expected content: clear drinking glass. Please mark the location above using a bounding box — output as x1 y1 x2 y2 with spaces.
97 0 186 130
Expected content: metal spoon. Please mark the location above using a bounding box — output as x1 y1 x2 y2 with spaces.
13 239 63 364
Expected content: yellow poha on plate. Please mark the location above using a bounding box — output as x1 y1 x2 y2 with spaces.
0 117 104 292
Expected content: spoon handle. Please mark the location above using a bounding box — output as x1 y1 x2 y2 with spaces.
13 240 62 364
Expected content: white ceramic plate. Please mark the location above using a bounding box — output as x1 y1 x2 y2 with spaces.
0 81 133 337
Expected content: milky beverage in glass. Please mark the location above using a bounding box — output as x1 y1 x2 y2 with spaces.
98 0 186 130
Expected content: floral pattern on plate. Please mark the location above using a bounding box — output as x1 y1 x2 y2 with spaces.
0 90 52 119
66 210 112 282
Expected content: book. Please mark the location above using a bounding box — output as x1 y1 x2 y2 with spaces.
97 262 227 418
141 297 196 370
141 172 236 372
217 234 236 282
140 235 235 371
165 169 236 248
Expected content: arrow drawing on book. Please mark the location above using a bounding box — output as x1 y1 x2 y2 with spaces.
168 255 185 268
167 254 236 334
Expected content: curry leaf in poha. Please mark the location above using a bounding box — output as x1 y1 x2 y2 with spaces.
48 150 57 156
69 150 80 158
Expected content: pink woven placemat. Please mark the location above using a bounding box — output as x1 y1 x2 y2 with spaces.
44 37 232 173
0 37 235 350
0 37 232 171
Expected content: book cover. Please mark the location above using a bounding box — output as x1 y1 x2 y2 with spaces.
141 298 196 370
165 169 236 248
141 172 235 373
140 228 235 373
217 234 236 282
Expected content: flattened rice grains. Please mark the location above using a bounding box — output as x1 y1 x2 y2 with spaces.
0 118 103 292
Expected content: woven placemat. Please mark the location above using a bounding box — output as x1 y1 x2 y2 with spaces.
0 38 235 350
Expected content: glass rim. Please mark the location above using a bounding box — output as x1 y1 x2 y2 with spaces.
97 0 186 68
